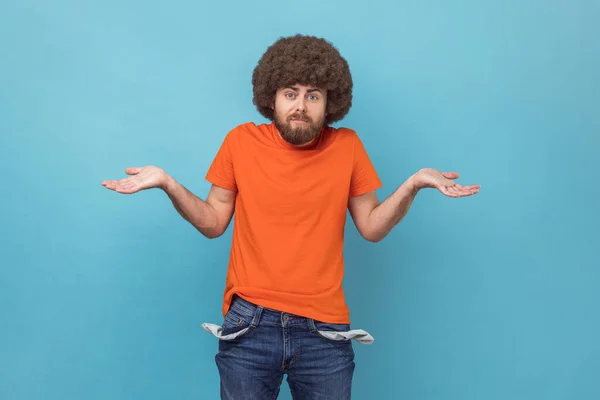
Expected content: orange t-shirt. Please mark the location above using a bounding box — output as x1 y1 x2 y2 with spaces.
206 122 382 323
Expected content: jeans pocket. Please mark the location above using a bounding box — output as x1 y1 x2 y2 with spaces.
202 309 254 341
311 320 375 344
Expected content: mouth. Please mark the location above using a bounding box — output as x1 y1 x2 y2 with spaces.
289 115 310 124
290 119 308 124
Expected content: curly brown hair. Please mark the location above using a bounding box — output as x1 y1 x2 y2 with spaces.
251 34 353 125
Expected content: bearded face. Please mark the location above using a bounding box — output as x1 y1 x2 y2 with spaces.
273 85 327 146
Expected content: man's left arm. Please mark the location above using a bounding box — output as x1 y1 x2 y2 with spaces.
348 168 480 242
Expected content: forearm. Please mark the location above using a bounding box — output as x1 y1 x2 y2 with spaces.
367 174 420 242
163 175 220 238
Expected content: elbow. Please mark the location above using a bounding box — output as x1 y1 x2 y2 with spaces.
195 210 228 239
197 221 226 239
203 231 223 239
366 236 384 243
361 229 385 243
201 226 226 239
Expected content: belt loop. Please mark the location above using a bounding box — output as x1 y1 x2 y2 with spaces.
307 318 317 332
251 306 264 328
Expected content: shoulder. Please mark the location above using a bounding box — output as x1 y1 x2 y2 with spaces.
322 125 361 148
220 122 270 150
329 125 357 136
229 121 269 134
225 122 270 141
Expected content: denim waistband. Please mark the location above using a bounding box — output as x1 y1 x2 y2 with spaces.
229 294 313 326
203 294 374 344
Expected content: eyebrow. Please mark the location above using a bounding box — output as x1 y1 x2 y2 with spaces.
286 86 323 94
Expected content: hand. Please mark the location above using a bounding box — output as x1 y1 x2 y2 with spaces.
101 166 168 194
412 168 480 198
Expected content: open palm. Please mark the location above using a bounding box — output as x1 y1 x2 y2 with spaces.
101 166 166 194
415 168 480 198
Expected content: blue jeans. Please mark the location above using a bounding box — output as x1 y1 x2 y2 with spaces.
214 295 355 399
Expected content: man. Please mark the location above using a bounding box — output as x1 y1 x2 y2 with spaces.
102 34 479 399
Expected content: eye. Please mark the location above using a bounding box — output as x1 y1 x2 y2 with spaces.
308 94 319 101
285 92 296 99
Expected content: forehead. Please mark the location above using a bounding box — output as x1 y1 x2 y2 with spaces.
279 83 324 92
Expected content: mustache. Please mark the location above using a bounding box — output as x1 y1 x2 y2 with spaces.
287 113 311 123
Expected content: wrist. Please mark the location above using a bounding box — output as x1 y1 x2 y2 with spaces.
160 172 175 193
407 173 422 194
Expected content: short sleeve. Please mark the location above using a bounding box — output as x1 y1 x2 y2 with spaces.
349 134 382 197
205 132 237 192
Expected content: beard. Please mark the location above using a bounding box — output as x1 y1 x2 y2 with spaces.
274 110 326 146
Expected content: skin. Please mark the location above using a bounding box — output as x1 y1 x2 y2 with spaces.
272 85 327 146
101 83 480 242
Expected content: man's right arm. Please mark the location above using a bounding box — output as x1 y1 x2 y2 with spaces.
102 166 236 239
164 176 236 239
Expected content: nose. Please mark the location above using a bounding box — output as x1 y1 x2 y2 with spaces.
296 97 307 113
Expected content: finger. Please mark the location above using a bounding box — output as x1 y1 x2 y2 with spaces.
439 186 460 198
121 176 139 184
121 177 145 190
103 183 121 192
453 183 480 192
103 180 119 189
118 181 139 191
460 186 480 193
440 183 479 198
437 183 454 194
116 180 141 192
450 184 474 197
457 187 479 196
441 172 460 180
115 186 139 194
106 179 131 190
104 181 125 191
125 167 142 175
102 176 138 186
108 176 139 190
450 188 463 197
453 183 475 192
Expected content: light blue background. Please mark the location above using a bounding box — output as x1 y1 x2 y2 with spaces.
1 1 598 399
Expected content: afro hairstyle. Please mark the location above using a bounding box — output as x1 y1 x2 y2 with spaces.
251 34 353 125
